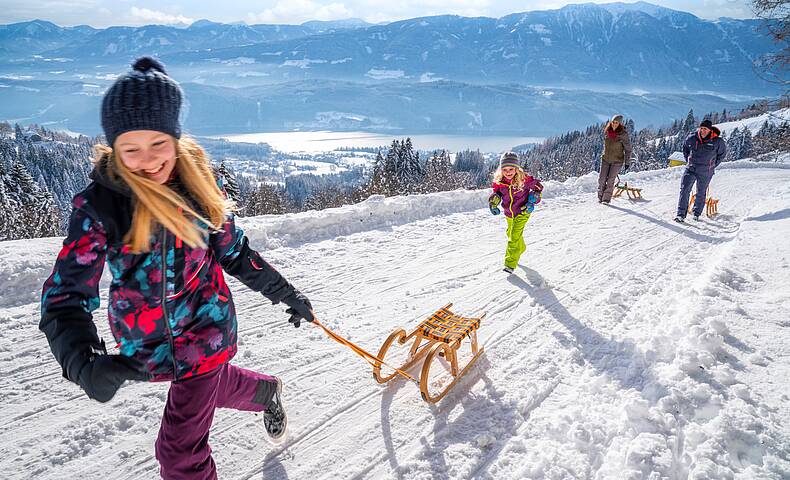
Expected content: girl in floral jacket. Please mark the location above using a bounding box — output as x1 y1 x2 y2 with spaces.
488 152 543 274
39 57 312 480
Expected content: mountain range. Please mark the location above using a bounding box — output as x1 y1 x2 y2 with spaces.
0 2 782 137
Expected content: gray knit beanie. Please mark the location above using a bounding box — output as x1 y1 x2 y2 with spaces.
499 151 520 169
101 57 183 147
611 114 624 123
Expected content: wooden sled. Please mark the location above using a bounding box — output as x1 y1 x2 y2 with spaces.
689 190 719 217
373 303 485 404
613 176 642 200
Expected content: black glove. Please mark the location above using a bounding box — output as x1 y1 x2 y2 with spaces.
281 290 315 328
77 353 150 403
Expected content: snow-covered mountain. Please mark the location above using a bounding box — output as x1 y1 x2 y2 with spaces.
0 2 780 136
0 2 779 95
1 159 789 478
0 20 96 55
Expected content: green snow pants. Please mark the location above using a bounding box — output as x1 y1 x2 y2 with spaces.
504 213 530 269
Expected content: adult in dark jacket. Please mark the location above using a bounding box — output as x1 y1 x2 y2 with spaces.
598 114 632 204
40 57 313 479
674 119 727 222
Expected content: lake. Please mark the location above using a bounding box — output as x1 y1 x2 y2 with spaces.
213 131 544 154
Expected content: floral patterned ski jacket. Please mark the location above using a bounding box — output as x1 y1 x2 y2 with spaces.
40 160 295 384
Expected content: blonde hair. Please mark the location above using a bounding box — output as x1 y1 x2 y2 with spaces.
493 166 527 191
94 136 232 253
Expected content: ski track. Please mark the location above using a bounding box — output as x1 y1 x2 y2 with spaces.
1 166 789 479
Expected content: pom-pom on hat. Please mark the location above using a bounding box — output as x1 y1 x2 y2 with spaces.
499 151 521 169
101 56 183 147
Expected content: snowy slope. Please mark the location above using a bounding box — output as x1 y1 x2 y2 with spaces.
716 108 790 137
1 161 790 479
649 107 790 146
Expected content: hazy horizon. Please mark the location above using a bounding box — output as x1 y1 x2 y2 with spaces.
0 1 755 29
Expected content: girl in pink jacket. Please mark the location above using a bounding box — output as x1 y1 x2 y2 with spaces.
488 152 543 273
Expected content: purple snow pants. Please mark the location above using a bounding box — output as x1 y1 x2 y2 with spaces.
155 363 278 480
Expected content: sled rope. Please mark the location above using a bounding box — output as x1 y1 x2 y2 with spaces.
311 317 418 383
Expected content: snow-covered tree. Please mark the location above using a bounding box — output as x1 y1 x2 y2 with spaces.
217 160 241 203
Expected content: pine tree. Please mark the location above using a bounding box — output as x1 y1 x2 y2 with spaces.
422 150 456 192
682 109 697 134
217 160 241 203
394 138 423 194
740 128 754 159
728 127 742 160
0 122 11 139
454 149 487 187
29 188 61 237
368 150 392 195
1 162 61 239
244 182 289 215
304 186 351 211
379 141 400 195
0 178 12 240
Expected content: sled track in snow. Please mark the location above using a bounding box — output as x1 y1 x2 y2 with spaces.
3 188 750 480
241 205 744 479
60 202 743 480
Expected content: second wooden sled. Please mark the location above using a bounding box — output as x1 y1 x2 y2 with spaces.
613 176 642 200
373 303 485 403
690 190 719 217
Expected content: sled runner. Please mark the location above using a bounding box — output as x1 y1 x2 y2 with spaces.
373 303 485 403
690 189 719 217
613 176 643 200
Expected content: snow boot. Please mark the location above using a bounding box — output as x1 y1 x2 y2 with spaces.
674 216 685 223
693 215 700 221
263 377 288 445
503 266 514 274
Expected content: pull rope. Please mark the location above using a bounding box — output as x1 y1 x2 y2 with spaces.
311 317 418 383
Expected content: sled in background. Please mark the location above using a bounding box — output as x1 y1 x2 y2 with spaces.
373 303 485 403
690 189 719 217
613 176 643 200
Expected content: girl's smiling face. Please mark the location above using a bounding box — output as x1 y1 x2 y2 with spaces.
116 130 177 184
502 166 517 180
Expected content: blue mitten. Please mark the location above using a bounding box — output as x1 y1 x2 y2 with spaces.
521 203 534 214
490 206 501 215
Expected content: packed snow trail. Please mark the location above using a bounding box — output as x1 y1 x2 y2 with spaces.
1 162 789 479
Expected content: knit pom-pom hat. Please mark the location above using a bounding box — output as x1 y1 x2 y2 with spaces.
499 151 520 169
101 56 183 146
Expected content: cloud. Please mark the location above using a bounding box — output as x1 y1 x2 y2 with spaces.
129 7 194 25
247 0 352 24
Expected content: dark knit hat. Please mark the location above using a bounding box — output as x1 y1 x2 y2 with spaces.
699 119 713 129
101 57 183 147
499 151 520 169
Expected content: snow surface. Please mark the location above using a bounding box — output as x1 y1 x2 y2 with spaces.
1 161 790 479
716 108 790 137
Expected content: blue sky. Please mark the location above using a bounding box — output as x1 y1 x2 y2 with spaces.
1 0 755 28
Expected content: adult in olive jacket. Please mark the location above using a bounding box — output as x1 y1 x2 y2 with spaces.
598 114 632 204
